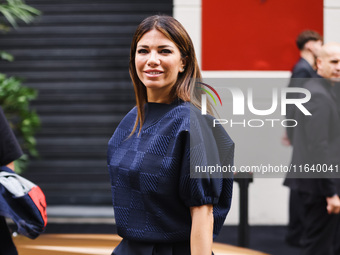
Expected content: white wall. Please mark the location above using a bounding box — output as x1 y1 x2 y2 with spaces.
324 0 340 43
174 0 335 225
173 0 202 67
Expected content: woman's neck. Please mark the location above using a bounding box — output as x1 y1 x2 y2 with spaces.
146 88 174 104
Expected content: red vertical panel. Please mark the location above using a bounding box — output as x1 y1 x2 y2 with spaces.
202 0 323 71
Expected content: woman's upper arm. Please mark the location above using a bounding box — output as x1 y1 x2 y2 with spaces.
190 204 214 220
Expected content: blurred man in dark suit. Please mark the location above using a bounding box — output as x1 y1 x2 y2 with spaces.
290 30 323 79
284 30 323 247
284 30 323 145
284 42 340 255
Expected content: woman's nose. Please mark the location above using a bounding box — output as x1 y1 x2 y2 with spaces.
147 51 160 66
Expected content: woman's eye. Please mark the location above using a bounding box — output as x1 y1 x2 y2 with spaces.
137 49 148 54
161 49 172 54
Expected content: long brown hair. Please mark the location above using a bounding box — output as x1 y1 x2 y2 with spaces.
129 15 209 135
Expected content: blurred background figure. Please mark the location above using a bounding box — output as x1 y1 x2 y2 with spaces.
283 30 323 248
284 30 323 146
284 42 340 255
292 30 323 75
0 106 23 255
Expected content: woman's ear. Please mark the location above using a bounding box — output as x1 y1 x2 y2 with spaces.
180 57 187 73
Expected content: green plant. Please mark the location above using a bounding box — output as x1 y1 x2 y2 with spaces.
0 0 41 31
0 72 40 174
0 1 41 172
0 50 13 61
0 73 40 157
0 72 40 173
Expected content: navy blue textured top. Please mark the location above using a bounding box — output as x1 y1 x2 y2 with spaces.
107 99 234 243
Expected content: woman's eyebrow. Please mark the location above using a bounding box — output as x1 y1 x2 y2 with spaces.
137 45 173 48
158 45 174 48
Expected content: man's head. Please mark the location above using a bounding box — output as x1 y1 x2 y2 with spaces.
316 42 340 81
296 30 323 57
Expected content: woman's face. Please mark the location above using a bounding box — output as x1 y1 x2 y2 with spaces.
135 29 185 103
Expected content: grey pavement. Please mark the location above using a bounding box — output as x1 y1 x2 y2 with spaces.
47 206 115 224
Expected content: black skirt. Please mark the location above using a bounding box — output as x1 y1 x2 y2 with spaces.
112 239 214 255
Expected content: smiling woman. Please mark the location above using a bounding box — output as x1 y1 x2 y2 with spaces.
107 15 235 255
128 15 205 135
135 29 186 103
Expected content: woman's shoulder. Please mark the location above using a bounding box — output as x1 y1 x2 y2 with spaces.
117 106 138 128
109 106 137 138
161 101 225 134
160 101 191 130
162 101 215 122
166 100 191 116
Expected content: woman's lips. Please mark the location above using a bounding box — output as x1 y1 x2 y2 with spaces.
144 70 163 77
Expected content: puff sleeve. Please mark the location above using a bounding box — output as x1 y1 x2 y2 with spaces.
178 108 234 237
